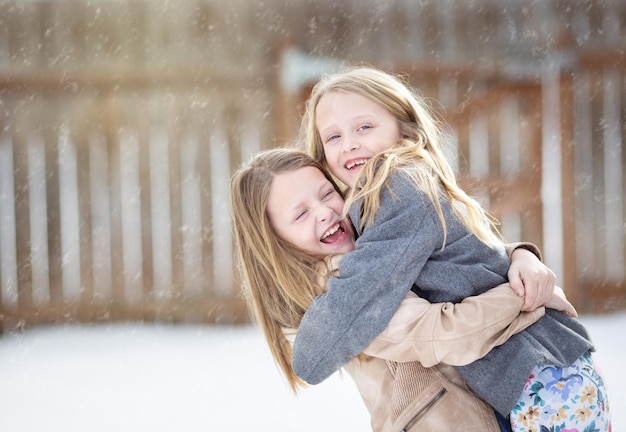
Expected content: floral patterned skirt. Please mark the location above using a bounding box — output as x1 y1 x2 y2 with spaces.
510 351 611 432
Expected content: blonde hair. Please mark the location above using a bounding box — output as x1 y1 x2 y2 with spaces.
230 147 342 392
301 66 501 248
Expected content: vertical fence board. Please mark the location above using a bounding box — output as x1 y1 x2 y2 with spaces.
560 75 578 303
75 123 94 315
13 113 33 313
107 116 124 316
169 120 184 308
137 120 153 316
573 71 595 285
88 131 113 307
27 133 49 308
0 134 16 312
602 69 624 279
44 119 63 307
198 109 214 302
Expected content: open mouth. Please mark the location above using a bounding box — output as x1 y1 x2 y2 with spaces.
321 222 346 244
345 158 368 170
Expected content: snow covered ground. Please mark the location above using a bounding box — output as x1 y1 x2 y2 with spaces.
0 312 623 432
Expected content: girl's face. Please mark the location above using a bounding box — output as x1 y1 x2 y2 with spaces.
266 166 356 259
316 90 402 187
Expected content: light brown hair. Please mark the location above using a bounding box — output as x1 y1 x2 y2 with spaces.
301 66 502 248
230 147 343 392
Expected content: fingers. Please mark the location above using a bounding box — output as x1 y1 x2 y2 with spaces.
508 273 526 297
524 271 557 311
522 285 539 311
566 303 578 317
538 272 557 305
555 286 578 317
558 298 578 317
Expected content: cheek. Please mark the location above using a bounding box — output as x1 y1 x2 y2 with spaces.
380 142 394 153
273 224 295 246
328 159 341 173
291 224 317 248
324 157 340 174
331 198 345 212
325 147 341 165
323 147 333 162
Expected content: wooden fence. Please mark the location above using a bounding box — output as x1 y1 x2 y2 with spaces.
0 0 624 332
0 81 269 329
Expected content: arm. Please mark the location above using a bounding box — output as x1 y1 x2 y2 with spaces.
364 248 574 364
292 174 561 384
363 284 545 366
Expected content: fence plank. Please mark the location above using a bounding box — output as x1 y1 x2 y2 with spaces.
13 114 33 312
75 121 94 313
0 134 17 313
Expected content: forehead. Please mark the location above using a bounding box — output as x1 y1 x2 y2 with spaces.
316 91 387 122
268 166 328 208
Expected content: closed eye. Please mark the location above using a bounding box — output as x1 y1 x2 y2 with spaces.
322 189 336 200
295 210 308 221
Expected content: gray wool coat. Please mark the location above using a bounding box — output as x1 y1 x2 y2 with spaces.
292 169 593 416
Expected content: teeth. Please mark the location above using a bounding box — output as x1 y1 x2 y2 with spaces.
346 159 367 170
321 223 340 240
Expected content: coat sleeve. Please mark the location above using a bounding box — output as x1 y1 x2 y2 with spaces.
292 172 442 384
363 284 545 366
504 242 542 261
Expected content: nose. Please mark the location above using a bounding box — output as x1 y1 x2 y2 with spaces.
342 133 359 152
316 204 333 223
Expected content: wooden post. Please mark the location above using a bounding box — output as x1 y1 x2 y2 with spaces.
559 73 580 309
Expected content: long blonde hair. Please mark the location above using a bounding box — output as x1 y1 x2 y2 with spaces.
230 148 342 392
301 66 501 248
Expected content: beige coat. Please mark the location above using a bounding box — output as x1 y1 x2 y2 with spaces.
320 254 545 432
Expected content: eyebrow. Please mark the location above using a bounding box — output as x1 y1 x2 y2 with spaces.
290 179 332 213
318 125 337 140
319 114 375 135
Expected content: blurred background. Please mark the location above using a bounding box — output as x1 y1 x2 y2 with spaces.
0 0 625 334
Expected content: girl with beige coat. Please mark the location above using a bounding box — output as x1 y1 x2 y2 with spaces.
230 148 573 431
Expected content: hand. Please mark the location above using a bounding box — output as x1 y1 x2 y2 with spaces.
543 286 578 317
508 248 556 311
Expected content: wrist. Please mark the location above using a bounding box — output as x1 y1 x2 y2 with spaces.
509 242 542 261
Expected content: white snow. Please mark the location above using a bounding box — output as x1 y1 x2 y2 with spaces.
0 312 623 432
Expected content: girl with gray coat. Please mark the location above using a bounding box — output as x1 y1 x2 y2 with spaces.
294 66 611 431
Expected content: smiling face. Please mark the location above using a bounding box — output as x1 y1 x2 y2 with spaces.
266 166 356 259
316 90 402 187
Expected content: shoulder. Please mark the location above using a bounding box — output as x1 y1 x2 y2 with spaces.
376 168 435 215
385 168 420 193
